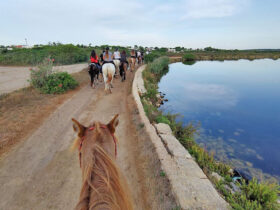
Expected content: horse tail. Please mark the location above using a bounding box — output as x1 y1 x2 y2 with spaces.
107 73 112 83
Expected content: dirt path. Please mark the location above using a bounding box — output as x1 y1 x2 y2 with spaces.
0 63 87 94
0 66 176 210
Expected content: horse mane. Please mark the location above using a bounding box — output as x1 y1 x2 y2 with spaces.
74 123 133 210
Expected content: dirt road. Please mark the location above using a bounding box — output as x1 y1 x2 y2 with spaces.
0 66 176 210
0 63 87 94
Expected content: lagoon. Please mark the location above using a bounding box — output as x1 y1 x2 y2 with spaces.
158 59 280 181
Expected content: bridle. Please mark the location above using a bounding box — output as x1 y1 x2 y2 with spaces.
78 124 117 168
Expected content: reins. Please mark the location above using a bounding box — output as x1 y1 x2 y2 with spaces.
78 124 117 168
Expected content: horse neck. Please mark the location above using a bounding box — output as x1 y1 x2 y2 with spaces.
76 144 132 210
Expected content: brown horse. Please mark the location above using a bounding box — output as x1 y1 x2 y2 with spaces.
129 50 137 72
72 114 133 210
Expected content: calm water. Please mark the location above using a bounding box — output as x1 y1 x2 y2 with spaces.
158 60 280 181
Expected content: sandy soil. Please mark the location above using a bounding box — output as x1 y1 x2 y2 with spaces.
0 68 176 210
0 63 87 94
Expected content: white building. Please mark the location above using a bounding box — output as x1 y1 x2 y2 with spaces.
168 48 176 53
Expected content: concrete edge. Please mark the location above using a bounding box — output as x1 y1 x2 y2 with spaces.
132 65 229 210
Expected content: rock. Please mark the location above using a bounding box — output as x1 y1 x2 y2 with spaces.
156 103 161 107
154 123 173 135
224 185 234 194
156 93 160 98
211 172 224 182
164 99 168 102
230 182 241 193
228 168 234 175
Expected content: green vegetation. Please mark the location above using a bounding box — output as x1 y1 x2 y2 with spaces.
0 44 93 65
141 57 280 210
182 53 195 62
1 44 279 66
144 51 167 63
160 171 166 177
217 178 280 209
146 47 280 61
29 58 78 94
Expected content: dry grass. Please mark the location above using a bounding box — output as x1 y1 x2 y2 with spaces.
0 69 89 158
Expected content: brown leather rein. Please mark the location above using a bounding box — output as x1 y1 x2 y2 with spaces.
78 124 117 168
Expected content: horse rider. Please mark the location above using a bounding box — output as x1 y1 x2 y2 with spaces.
130 49 136 59
120 50 128 80
103 47 115 66
113 48 121 60
120 50 128 66
113 48 121 76
141 51 144 63
100 50 105 64
89 49 101 87
137 50 142 64
90 50 101 70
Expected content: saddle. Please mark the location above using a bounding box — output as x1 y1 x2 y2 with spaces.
88 63 98 73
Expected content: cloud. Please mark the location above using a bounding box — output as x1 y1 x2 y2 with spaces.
181 0 243 19
182 82 238 109
0 0 256 47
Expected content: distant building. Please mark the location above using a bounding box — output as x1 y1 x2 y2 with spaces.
168 48 176 53
13 45 33 49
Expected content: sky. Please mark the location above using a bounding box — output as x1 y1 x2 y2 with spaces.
1 0 280 49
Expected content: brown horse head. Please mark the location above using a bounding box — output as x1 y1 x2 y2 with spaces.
72 114 133 210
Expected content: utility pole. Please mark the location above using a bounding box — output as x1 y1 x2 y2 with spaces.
25 38 28 46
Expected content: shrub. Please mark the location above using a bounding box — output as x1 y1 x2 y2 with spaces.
148 56 169 78
29 57 78 94
183 53 196 62
144 52 161 63
141 98 158 122
41 72 78 94
239 178 280 209
29 58 53 88
155 115 170 124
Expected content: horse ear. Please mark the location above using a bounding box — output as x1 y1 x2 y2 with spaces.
107 114 119 134
72 118 86 137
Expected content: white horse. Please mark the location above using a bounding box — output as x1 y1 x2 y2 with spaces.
113 59 120 76
102 63 116 93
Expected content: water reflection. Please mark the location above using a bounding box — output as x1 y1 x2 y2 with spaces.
159 60 280 182
183 60 196 65
182 83 238 109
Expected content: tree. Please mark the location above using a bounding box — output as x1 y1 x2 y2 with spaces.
175 46 184 52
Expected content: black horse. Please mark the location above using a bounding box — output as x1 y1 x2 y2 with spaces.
88 63 100 88
120 61 128 82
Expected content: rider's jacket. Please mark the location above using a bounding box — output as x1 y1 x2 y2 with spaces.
90 55 99 63
114 51 121 59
